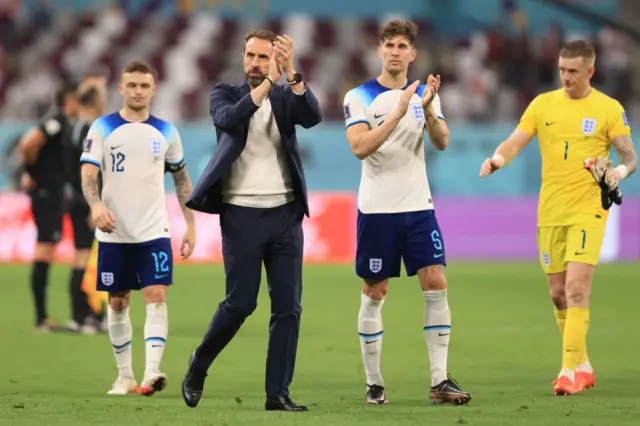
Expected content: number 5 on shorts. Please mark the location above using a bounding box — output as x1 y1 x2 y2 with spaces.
431 230 444 258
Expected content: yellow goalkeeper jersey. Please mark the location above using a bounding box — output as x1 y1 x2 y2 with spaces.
517 88 631 226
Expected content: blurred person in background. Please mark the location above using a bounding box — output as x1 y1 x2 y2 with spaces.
64 72 109 335
19 80 78 332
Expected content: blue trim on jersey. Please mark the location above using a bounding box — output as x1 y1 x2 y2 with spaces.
346 119 370 128
145 115 175 141
98 112 129 139
166 157 184 166
80 158 101 167
352 79 419 108
97 113 176 142
417 84 426 98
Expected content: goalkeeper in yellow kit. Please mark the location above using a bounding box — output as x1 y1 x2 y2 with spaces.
479 40 638 396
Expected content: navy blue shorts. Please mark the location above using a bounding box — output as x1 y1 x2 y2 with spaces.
356 209 446 280
97 238 173 293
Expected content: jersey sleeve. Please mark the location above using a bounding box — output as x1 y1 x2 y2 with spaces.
432 93 445 120
516 95 542 137
343 89 369 128
79 119 105 167
607 101 631 140
165 124 186 173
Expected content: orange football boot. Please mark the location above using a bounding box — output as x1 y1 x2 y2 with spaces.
552 375 575 396
575 370 595 392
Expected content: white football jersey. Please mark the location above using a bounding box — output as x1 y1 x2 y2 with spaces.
80 112 184 243
343 79 444 214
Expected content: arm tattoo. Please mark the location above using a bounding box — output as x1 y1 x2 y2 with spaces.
426 114 440 129
172 168 195 225
612 135 638 175
81 167 101 208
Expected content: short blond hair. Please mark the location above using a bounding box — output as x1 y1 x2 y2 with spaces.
560 40 596 66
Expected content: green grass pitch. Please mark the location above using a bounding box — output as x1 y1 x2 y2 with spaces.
1 262 639 425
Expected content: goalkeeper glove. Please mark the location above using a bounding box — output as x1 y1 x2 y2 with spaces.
583 157 623 210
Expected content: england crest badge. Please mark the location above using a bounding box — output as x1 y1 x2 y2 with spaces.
411 103 425 121
151 139 162 155
101 272 114 286
369 258 382 273
582 118 596 135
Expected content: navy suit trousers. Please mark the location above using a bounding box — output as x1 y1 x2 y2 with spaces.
191 200 304 399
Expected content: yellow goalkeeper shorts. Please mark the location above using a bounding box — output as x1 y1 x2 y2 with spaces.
537 224 606 274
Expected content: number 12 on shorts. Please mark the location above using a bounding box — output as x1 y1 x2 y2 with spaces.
431 230 444 258
152 251 169 279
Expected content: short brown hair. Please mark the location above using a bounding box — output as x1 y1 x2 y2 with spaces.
560 40 596 64
244 29 277 47
122 60 158 81
380 20 418 45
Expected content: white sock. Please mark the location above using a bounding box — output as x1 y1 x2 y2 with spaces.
144 302 168 376
558 368 575 381
358 293 385 386
108 306 134 380
577 360 593 373
423 290 451 387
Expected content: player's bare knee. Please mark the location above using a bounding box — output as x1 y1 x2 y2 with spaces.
548 287 567 309
142 285 167 304
565 280 590 307
109 292 130 311
418 265 447 291
363 280 387 300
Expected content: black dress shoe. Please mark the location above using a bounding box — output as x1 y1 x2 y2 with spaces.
265 395 308 411
182 354 207 408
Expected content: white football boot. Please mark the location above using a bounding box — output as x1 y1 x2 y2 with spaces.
140 372 167 396
107 377 138 395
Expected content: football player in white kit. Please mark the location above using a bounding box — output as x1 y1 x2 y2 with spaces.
343 20 472 405
80 60 197 396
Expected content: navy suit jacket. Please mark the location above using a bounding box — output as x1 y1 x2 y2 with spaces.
186 81 322 217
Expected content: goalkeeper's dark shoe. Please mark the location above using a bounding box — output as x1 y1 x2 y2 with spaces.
365 384 388 404
429 375 472 405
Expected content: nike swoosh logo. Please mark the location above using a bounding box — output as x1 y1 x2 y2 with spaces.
111 145 123 150
115 349 127 354
365 340 379 344
438 332 450 336
433 253 444 258
152 344 163 348
154 274 168 279
373 112 387 119
574 252 586 256
545 122 554 126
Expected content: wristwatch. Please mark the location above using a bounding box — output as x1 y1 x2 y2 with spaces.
287 72 303 85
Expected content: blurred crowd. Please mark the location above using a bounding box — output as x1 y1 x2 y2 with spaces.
0 1 636 124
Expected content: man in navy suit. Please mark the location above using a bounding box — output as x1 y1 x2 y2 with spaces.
181 30 321 412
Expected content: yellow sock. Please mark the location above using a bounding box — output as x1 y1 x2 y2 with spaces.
554 307 567 335
562 307 590 371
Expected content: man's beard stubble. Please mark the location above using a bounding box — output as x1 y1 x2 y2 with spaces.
245 67 266 88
